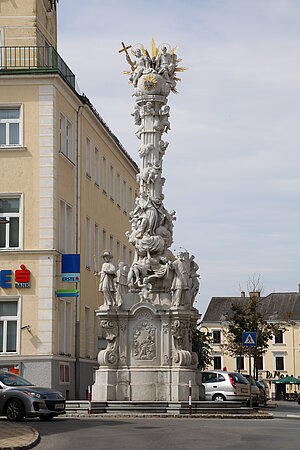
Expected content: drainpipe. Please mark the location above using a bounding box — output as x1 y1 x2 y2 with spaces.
75 103 83 399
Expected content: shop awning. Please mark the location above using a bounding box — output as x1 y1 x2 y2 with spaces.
272 376 300 384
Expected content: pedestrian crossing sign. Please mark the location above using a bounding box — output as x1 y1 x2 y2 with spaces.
242 331 257 347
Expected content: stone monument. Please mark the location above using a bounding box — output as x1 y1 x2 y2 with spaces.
92 40 201 402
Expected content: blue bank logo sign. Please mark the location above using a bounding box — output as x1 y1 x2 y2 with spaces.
61 254 80 283
61 273 80 283
242 331 257 347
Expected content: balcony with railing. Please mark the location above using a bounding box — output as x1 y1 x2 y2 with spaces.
0 46 76 90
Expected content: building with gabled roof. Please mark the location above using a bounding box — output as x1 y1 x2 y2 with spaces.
202 287 300 399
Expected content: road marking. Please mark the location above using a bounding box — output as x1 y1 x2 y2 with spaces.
286 414 300 419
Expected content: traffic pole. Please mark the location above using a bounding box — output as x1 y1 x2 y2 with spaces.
88 385 92 415
188 380 192 416
249 348 252 409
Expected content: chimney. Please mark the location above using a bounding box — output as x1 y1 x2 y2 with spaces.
241 291 245 299
249 291 260 299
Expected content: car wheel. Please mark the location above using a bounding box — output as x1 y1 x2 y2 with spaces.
5 398 25 422
39 414 55 421
212 394 226 402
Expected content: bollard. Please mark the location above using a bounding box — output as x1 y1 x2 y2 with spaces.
188 380 192 416
88 385 92 415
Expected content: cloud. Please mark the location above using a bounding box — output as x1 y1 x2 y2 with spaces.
57 0 300 313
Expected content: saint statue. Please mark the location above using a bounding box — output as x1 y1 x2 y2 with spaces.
97 251 117 307
116 262 129 307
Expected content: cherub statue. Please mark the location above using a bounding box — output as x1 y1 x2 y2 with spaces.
137 161 161 187
138 277 152 303
131 105 141 125
140 101 155 117
159 140 169 156
138 143 153 157
160 105 171 133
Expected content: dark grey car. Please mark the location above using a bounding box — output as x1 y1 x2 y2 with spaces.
0 371 65 421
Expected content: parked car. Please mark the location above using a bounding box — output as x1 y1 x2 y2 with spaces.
243 375 261 406
255 380 267 406
200 370 250 402
0 371 65 421
259 380 270 401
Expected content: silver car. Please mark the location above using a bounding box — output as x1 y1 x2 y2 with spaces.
0 371 65 421
201 370 250 402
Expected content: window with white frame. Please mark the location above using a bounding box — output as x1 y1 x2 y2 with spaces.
274 329 284 344
122 245 127 264
123 180 127 213
212 330 221 344
117 173 121 206
94 223 99 271
102 156 107 193
86 216 91 268
257 354 264 371
235 355 245 371
86 137 91 177
0 106 22 147
94 147 100 186
116 240 120 263
0 300 19 354
213 355 222 370
274 353 285 371
110 235 114 257
85 306 90 357
59 114 73 161
129 187 133 213
110 165 114 200
58 298 72 356
102 229 107 251
0 195 22 250
59 200 73 253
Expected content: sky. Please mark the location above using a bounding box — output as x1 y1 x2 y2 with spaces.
57 0 300 315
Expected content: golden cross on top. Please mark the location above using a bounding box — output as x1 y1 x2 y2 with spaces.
119 42 134 70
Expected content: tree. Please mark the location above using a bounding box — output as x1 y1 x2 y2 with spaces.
192 322 213 370
222 296 282 379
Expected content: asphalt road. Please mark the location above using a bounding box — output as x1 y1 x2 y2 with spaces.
27 412 300 450
269 400 300 418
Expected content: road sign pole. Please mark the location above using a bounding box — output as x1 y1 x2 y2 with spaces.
249 347 252 408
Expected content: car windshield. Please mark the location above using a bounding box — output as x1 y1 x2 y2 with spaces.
0 373 33 386
229 373 249 385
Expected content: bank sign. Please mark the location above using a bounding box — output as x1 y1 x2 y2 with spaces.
0 264 31 288
61 254 80 283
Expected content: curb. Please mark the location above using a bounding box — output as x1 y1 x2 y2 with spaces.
0 426 40 450
62 412 272 420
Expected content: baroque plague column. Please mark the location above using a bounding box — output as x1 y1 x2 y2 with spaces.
92 40 201 401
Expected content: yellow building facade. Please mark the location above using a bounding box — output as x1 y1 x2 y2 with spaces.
202 289 300 400
0 0 138 399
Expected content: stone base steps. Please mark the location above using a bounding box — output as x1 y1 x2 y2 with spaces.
66 400 252 415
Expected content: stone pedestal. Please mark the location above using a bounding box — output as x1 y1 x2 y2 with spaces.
92 295 200 402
